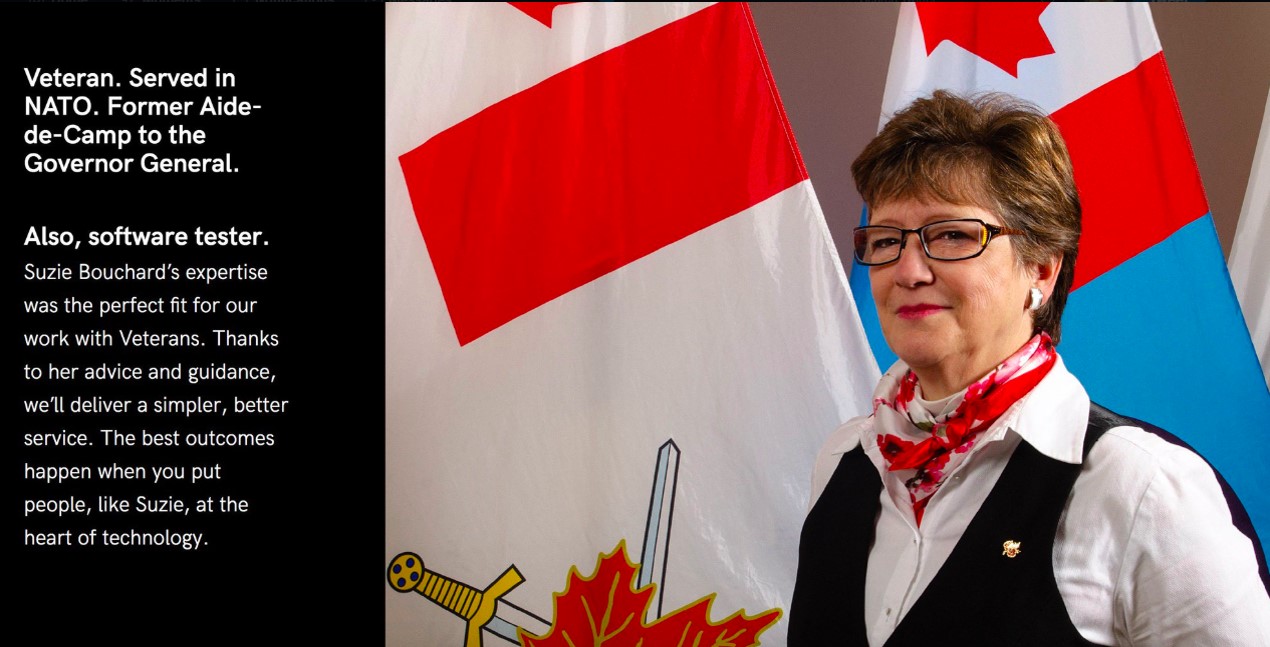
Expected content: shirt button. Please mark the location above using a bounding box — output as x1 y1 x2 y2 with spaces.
885 608 893 616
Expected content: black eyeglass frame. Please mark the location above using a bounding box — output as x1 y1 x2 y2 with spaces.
851 218 1025 266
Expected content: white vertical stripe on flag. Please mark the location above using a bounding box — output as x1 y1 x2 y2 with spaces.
1229 85 1270 387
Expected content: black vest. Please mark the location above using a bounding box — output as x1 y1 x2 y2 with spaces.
787 406 1118 646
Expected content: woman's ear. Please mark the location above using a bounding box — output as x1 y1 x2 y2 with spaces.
1033 254 1062 302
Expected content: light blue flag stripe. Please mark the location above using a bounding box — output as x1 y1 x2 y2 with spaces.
849 206 898 373
1062 214 1270 554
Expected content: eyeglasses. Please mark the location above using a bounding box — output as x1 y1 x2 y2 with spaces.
852 218 1024 266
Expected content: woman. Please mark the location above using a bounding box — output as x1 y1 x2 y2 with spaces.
788 91 1270 646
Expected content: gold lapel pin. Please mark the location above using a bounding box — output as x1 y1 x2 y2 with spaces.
1002 539 1022 558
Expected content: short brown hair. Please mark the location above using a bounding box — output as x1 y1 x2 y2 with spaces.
851 90 1081 342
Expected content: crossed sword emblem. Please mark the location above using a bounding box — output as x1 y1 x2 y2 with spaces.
389 439 681 646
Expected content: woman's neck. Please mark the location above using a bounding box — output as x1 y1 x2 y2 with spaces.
910 365 984 400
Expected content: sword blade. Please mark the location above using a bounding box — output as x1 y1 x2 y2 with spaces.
637 438 681 622
484 599 551 644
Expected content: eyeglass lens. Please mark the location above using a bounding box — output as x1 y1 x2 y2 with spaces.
853 220 989 264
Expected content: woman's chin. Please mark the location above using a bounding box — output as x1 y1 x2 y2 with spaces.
888 342 949 372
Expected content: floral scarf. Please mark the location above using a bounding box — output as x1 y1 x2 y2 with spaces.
873 333 1057 526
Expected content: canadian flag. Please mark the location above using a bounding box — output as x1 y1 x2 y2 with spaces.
851 2 1270 557
385 3 877 645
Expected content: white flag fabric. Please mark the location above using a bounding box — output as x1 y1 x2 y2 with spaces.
1229 86 1270 388
385 3 877 645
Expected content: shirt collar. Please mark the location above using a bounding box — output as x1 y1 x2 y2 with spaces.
1000 354 1089 464
831 354 1089 464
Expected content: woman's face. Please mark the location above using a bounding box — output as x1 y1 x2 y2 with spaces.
869 198 1045 397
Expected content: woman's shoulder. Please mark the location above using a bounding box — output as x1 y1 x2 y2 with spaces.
806 414 873 509
820 413 871 455
1085 408 1215 476
1079 404 1240 534
1068 404 1270 642
1080 404 1240 509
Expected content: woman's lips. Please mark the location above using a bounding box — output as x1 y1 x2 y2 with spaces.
895 304 949 320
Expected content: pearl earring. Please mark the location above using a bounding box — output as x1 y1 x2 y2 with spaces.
1028 287 1044 311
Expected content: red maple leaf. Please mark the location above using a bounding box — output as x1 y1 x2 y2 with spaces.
915 2 1055 77
520 541 782 647
508 2 576 28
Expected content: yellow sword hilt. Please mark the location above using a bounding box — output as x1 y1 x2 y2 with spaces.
388 552 525 647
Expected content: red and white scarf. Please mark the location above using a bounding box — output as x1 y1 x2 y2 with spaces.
872 333 1057 525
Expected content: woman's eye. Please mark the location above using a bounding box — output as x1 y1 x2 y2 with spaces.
871 237 901 249
931 229 970 241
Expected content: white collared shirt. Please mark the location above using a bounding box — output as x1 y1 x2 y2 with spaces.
807 356 1270 646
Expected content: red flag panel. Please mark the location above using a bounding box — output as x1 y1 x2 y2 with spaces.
400 3 807 345
1051 52 1209 290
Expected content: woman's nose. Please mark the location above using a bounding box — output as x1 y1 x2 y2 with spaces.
891 233 934 286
